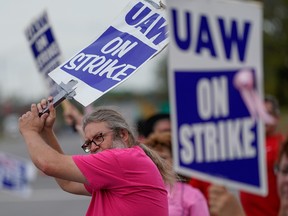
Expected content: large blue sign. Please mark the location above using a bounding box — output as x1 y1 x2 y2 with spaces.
175 70 259 186
167 0 266 195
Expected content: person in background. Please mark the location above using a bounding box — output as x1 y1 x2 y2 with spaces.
208 184 246 216
139 113 171 140
136 118 147 142
240 95 283 216
139 112 212 193
145 131 210 216
189 176 211 201
18 97 175 216
208 136 288 216
62 100 84 137
274 138 288 216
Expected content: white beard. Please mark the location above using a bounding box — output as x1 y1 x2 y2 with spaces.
112 139 126 149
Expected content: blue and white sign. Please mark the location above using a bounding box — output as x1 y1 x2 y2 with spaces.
49 0 168 106
25 11 62 95
0 152 37 196
167 0 266 195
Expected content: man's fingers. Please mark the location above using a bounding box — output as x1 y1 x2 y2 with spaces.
36 97 54 116
37 102 43 112
48 102 56 117
40 98 48 107
47 96 53 102
40 113 49 120
31 104 39 115
19 112 30 120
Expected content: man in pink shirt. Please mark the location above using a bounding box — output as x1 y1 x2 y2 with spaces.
19 97 173 216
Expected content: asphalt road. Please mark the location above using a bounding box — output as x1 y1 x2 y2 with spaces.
0 131 91 216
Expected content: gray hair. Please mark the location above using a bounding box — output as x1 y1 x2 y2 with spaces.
82 107 136 146
82 107 176 185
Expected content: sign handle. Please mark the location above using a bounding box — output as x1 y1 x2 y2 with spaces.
38 79 78 117
144 0 166 9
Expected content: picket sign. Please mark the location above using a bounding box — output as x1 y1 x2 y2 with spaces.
48 0 168 106
167 0 266 195
25 11 63 95
0 152 37 196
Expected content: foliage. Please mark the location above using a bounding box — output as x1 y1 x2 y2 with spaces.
263 0 288 106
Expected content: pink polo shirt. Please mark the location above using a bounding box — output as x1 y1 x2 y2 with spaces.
72 146 168 216
167 182 209 216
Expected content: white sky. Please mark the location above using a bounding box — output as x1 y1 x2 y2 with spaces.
0 0 167 102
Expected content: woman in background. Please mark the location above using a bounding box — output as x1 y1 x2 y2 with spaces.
145 132 209 216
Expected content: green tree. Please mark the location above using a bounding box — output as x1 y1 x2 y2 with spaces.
263 0 288 105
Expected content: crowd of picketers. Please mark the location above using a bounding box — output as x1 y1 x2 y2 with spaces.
17 94 286 216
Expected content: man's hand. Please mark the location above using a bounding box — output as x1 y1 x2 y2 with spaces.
208 184 246 216
37 96 56 131
19 103 47 136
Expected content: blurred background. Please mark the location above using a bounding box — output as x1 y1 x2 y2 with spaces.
0 1 169 215
0 0 170 136
0 0 288 215
1 0 288 135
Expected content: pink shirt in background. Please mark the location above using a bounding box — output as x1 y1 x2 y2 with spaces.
72 146 168 216
167 182 209 216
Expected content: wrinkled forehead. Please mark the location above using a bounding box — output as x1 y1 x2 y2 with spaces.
84 122 110 138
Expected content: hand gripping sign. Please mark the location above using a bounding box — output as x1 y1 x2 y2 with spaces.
42 0 168 113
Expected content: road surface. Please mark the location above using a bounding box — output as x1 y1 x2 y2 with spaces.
0 131 91 216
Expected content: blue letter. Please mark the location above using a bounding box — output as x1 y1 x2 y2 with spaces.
135 13 159 34
196 16 217 57
218 18 251 62
125 2 151 25
171 9 191 50
146 17 168 45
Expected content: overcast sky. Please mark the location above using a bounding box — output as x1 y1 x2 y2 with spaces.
0 0 166 102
